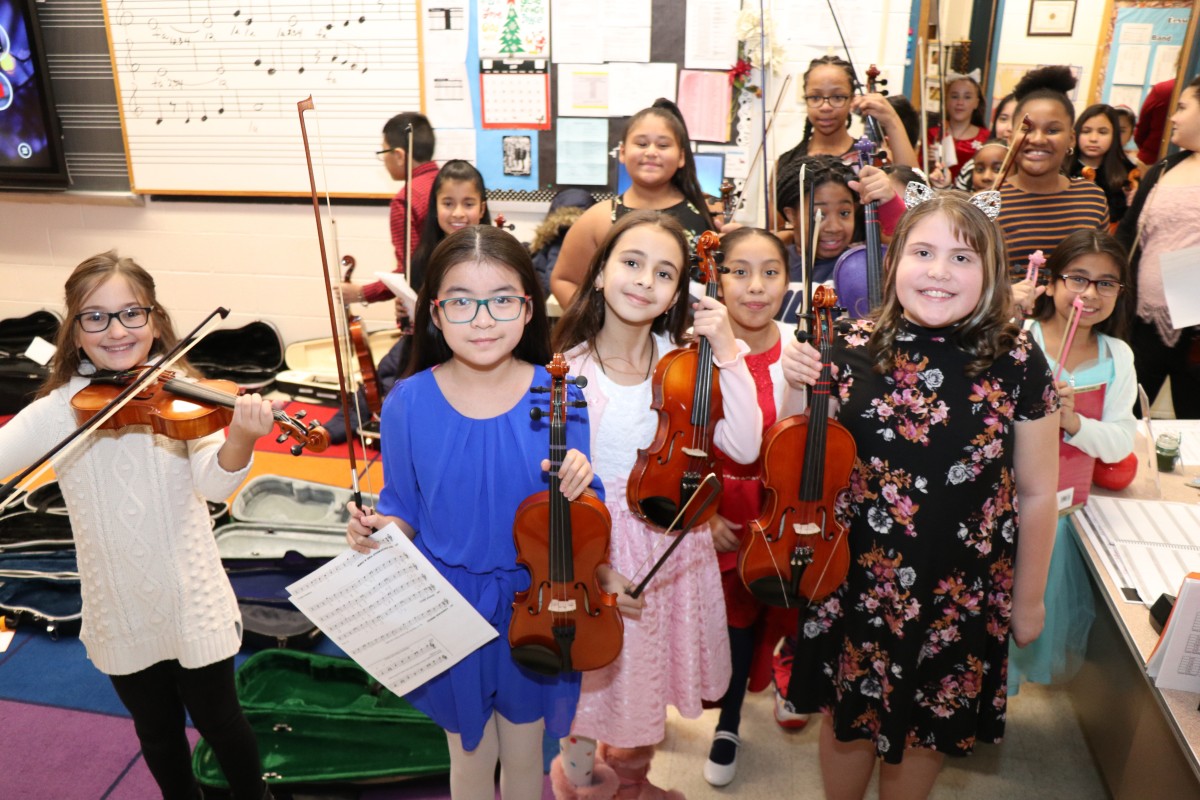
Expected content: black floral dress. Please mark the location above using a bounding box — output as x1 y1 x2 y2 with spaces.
787 318 1058 763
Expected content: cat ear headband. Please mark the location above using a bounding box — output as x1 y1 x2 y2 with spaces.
904 182 1002 221
944 68 982 84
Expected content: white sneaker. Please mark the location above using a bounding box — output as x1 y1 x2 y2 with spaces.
774 689 810 730
703 730 741 787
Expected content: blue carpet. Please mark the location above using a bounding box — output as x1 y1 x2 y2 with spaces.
0 628 127 716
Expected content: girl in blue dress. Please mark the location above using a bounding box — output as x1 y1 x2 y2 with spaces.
1009 229 1136 693
346 225 635 798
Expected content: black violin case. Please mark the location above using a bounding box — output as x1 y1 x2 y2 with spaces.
187 320 284 392
216 475 377 650
0 310 60 414
192 650 451 790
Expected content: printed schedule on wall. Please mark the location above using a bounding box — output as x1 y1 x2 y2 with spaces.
102 0 424 195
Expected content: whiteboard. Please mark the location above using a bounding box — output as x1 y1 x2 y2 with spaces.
103 0 424 195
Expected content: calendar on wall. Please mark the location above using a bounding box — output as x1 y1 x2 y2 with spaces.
480 59 550 129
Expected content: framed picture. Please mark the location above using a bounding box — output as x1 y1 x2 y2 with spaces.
1028 0 1077 37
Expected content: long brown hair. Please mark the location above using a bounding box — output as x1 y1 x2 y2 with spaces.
869 193 1018 377
41 251 184 396
404 226 550 377
553 210 691 355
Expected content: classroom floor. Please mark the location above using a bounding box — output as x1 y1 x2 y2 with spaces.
0 401 1112 799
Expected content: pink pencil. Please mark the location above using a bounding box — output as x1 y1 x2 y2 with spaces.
1053 296 1086 384
1026 250 1045 284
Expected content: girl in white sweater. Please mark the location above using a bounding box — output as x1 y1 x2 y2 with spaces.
0 252 275 800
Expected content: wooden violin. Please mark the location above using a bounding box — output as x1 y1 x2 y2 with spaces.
738 286 854 606
627 230 725 531
71 368 329 455
339 255 383 417
510 354 622 674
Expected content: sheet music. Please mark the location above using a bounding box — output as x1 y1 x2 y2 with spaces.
1076 496 1200 607
287 523 497 697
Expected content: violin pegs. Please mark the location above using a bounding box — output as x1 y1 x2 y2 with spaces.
294 409 307 419
290 444 304 456
529 408 544 421
569 376 588 389
795 330 814 344
276 433 289 444
569 401 588 409
713 249 725 264
530 385 551 394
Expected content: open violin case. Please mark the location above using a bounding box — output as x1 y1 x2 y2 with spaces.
216 476 377 650
274 328 401 406
0 310 60 415
187 320 284 392
193 649 450 789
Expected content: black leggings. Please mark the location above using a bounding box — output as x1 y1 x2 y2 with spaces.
1131 319 1200 418
109 658 265 800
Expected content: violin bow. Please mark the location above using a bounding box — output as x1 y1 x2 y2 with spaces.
297 97 372 513
0 308 232 511
823 0 884 146
403 123 414 281
991 114 1032 191
627 474 723 599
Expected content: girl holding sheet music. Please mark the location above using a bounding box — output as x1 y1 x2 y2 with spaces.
1009 229 1137 695
1116 74 1200 419
345 225 637 799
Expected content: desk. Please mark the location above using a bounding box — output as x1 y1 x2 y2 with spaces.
1068 434 1200 799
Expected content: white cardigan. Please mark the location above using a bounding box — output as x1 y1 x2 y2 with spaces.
0 376 249 675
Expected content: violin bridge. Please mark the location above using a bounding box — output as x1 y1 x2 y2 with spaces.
549 598 577 613
794 523 821 537
681 447 708 458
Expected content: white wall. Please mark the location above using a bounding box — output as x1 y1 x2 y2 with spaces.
993 0 1108 104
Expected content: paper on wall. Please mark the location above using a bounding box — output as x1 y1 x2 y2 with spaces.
556 117 609 185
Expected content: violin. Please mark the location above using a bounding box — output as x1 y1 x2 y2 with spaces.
71 368 329 455
510 354 622 674
834 65 888 318
720 178 738 225
738 286 855 606
627 230 725 531
339 255 383 417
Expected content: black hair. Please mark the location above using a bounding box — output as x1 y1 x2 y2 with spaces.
408 160 492 292
404 226 550 377
887 95 920 148
1032 229 1131 341
777 56 856 170
775 154 863 241
883 164 926 188
1013 65 1077 124
990 93 1016 138
382 113 435 163
621 100 716 229
1073 104 1134 202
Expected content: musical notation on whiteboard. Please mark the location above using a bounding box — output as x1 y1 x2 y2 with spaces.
104 1 423 195
287 523 497 697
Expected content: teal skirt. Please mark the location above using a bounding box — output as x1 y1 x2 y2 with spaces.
1008 517 1096 695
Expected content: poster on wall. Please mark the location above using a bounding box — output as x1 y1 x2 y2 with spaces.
479 0 549 60
1099 6 1192 113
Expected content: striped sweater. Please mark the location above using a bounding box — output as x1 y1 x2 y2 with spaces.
997 179 1109 279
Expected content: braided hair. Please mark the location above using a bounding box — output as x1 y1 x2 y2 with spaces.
777 56 856 172
775 154 863 241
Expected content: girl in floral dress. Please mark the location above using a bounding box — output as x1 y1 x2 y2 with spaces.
781 192 1060 799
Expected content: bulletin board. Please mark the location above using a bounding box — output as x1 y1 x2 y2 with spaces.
1094 1 1192 113
101 0 425 196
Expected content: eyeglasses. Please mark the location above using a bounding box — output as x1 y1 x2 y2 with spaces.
804 94 851 109
74 307 154 333
375 148 399 160
1058 274 1123 298
434 295 530 324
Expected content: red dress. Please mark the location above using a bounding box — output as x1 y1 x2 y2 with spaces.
928 126 990 183
716 338 795 693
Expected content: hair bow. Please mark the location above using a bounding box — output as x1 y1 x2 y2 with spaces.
943 68 982 84
904 182 1002 221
